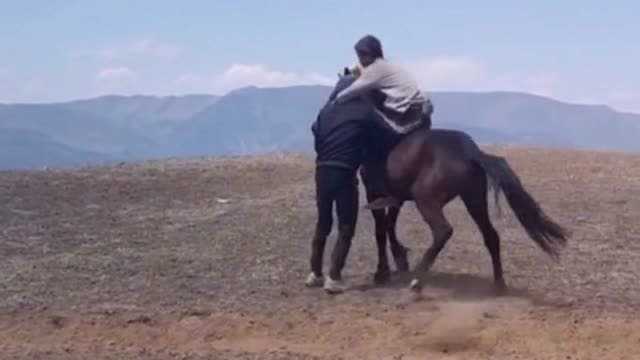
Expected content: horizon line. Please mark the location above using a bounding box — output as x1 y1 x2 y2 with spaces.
0 85 630 115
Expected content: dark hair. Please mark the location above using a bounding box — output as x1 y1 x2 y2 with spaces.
354 35 383 59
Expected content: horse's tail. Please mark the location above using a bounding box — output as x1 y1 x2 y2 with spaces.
472 151 568 258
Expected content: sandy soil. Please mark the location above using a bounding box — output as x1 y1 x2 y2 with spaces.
1 148 640 359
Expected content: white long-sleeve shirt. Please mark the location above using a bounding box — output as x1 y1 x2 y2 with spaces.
335 58 425 115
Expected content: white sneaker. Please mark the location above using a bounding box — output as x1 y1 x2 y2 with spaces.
305 273 324 288
323 277 347 294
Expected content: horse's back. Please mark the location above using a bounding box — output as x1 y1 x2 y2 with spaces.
419 128 481 161
361 127 482 198
391 127 481 184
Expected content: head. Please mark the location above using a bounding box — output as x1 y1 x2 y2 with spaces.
354 35 383 67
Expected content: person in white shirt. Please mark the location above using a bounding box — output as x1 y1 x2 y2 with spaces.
335 34 432 134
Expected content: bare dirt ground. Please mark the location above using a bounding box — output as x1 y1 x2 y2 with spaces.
2 147 640 359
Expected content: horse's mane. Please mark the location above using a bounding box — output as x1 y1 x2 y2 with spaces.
328 74 357 101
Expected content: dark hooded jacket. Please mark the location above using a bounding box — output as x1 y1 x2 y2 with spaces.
311 75 377 170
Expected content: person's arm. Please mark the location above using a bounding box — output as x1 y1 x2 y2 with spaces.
334 66 384 103
311 111 321 136
311 114 322 154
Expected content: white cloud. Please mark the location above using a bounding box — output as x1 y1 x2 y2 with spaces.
72 38 182 63
210 64 333 94
172 64 334 95
93 63 336 97
7 47 640 114
94 67 138 95
404 56 487 89
170 61 640 113
403 57 640 113
96 67 137 82
404 56 568 100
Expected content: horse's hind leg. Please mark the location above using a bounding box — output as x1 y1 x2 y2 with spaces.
461 173 507 293
371 208 391 284
386 205 410 272
411 201 453 290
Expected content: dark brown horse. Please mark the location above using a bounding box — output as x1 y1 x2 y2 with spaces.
311 72 568 294
358 108 568 293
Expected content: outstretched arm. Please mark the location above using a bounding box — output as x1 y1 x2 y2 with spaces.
334 67 383 103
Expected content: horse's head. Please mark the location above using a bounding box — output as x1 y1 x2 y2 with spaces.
329 67 386 113
328 67 357 101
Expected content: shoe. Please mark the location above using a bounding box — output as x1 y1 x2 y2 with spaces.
305 273 324 288
323 277 347 294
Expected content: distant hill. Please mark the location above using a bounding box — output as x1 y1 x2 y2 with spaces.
64 94 219 139
173 86 330 156
172 87 640 155
0 103 156 157
430 91 640 150
0 128 112 170
2 87 640 170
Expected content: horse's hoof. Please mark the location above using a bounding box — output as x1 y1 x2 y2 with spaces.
392 247 410 272
374 269 391 284
494 281 508 296
409 278 422 292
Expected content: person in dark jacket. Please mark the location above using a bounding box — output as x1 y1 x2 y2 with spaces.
306 71 377 294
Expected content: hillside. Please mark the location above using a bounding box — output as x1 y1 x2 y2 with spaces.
64 94 219 139
172 87 640 156
1 149 640 358
0 103 156 158
172 86 330 156
431 91 640 149
0 128 112 169
3 87 640 169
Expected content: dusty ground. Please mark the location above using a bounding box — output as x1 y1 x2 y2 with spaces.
2 148 640 359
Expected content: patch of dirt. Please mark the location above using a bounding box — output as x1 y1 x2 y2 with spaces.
2 299 640 359
2 149 640 358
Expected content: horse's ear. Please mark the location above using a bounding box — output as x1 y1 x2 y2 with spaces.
343 67 351 76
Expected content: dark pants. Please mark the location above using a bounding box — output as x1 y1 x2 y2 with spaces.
310 166 359 280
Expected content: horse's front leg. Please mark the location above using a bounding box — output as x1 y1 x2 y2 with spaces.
371 208 391 284
386 204 410 272
360 166 392 284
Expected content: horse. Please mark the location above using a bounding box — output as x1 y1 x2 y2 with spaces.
350 87 569 293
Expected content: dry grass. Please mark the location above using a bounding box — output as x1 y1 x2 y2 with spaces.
1 148 640 359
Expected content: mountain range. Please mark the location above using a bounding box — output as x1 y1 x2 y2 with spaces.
1 86 639 170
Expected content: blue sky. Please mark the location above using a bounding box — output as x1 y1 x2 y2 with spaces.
1 0 639 112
